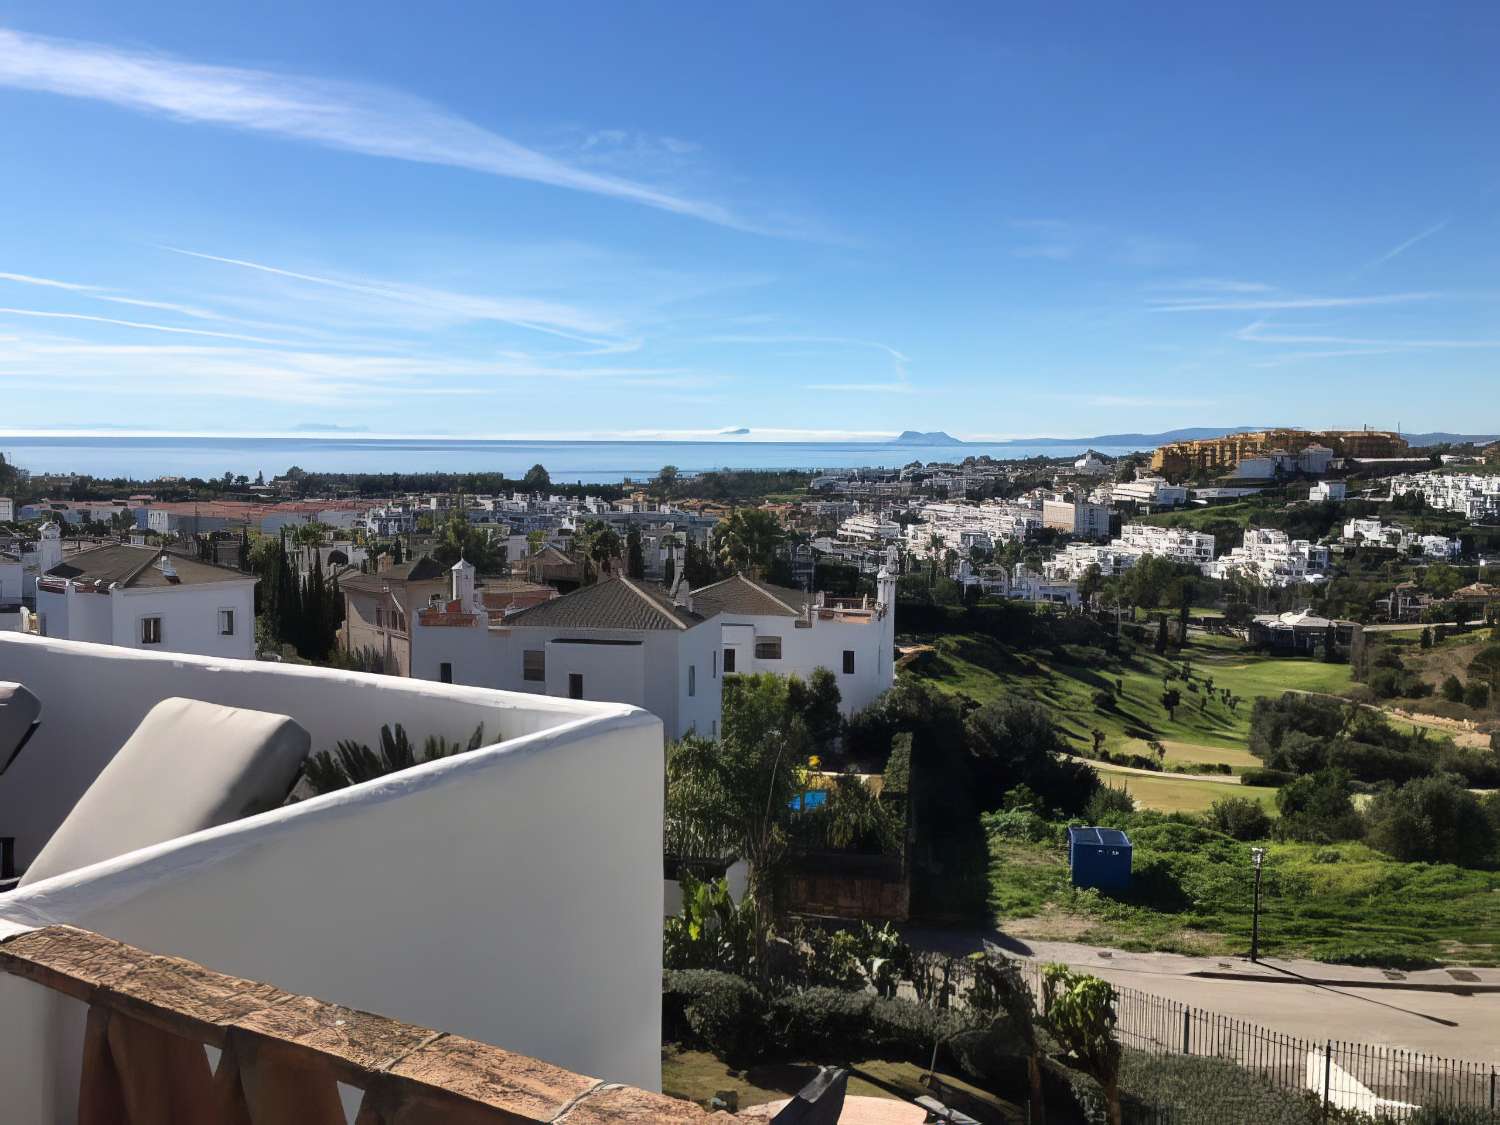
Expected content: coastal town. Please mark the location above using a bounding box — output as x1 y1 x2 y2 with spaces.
5 4 1500 1121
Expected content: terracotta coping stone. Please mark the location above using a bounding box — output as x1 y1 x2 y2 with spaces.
0 924 739 1123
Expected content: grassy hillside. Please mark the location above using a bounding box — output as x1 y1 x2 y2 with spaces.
907 629 1352 769
1091 768 1277 814
988 820 1500 964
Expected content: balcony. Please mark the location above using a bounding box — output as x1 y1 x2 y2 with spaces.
0 633 668 1121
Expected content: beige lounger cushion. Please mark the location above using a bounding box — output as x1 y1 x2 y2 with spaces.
21 697 311 886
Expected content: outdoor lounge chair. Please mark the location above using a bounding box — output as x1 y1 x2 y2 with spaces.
19 697 311 887
0 681 41 777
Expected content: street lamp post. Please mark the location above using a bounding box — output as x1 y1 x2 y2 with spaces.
1249 847 1266 963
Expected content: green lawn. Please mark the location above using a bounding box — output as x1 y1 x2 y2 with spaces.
1094 766 1278 815
908 630 1352 770
988 821 1500 964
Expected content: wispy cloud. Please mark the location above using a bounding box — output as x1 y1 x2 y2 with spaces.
0 307 289 344
164 247 624 341
0 334 729 404
0 271 98 291
1368 218 1449 269
1235 320 1500 350
0 26 768 233
94 294 225 321
1151 292 1441 312
1232 317 1500 367
703 333 913 393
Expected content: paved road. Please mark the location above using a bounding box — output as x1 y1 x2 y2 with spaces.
902 929 1500 1063
1361 620 1487 633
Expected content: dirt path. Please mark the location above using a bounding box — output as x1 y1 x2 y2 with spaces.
1062 752 1232 785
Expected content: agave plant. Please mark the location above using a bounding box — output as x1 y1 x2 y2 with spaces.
301 721 487 796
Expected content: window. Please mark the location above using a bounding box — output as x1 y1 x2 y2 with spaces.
722 648 736 673
688 665 696 697
523 649 546 682
754 636 782 660
218 608 235 636
140 617 162 645
568 673 584 700
843 649 855 675
439 662 453 684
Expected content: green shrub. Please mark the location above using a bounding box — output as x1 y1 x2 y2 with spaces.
983 806 1054 843
768 987 875 1057
1115 1050 1332 1124
882 732 912 798
1274 769 1364 843
1205 797 1272 841
1085 785 1137 820
1441 674 1466 703
1464 681 1490 709
1309 848 1342 864
1241 767 1293 788
1364 774 1496 866
662 969 766 1061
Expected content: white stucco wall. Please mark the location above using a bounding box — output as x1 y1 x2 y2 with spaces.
719 610 894 715
0 635 666 1119
35 581 255 659
0 559 23 603
413 618 723 741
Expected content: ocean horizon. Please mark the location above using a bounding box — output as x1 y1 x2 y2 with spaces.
0 434 1143 484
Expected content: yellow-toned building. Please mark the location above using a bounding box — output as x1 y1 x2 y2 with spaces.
1150 429 1407 479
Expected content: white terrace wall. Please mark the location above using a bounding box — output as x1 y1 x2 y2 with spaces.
0 636 666 1121
0 634 619 867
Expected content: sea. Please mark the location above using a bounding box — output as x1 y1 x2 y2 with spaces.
0 435 1143 484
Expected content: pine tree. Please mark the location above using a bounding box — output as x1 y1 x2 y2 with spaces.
626 526 645 579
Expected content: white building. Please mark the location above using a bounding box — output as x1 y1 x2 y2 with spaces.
1204 528 1329 587
1389 472 1500 521
1309 480 1347 502
1045 524 1215 580
1342 518 1460 558
33 544 257 659
1111 477 1188 508
0 496 13 523
411 566 722 740
691 566 897 717
1072 451 1112 475
838 511 902 542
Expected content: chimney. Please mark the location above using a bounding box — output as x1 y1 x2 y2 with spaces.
160 556 180 584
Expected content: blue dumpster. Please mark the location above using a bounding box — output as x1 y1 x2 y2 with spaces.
1068 826 1132 891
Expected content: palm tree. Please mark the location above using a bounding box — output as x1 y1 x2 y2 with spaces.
711 508 784 579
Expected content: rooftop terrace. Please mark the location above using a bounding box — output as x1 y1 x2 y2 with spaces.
0 633 669 1121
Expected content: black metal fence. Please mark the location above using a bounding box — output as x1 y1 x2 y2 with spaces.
1014 960 1499 1119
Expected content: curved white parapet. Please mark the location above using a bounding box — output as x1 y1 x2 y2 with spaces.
0 634 666 1122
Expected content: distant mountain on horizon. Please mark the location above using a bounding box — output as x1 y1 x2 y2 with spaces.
895 430 964 445
996 426 1272 447
990 426 1498 448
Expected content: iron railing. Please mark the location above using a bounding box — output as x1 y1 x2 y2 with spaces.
1012 959 1499 1120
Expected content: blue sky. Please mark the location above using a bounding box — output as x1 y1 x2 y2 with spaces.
1 2 1497 440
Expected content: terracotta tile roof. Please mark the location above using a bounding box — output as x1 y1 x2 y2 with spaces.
340 555 447 593
46 544 253 588
691 573 811 618
506 575 704 630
